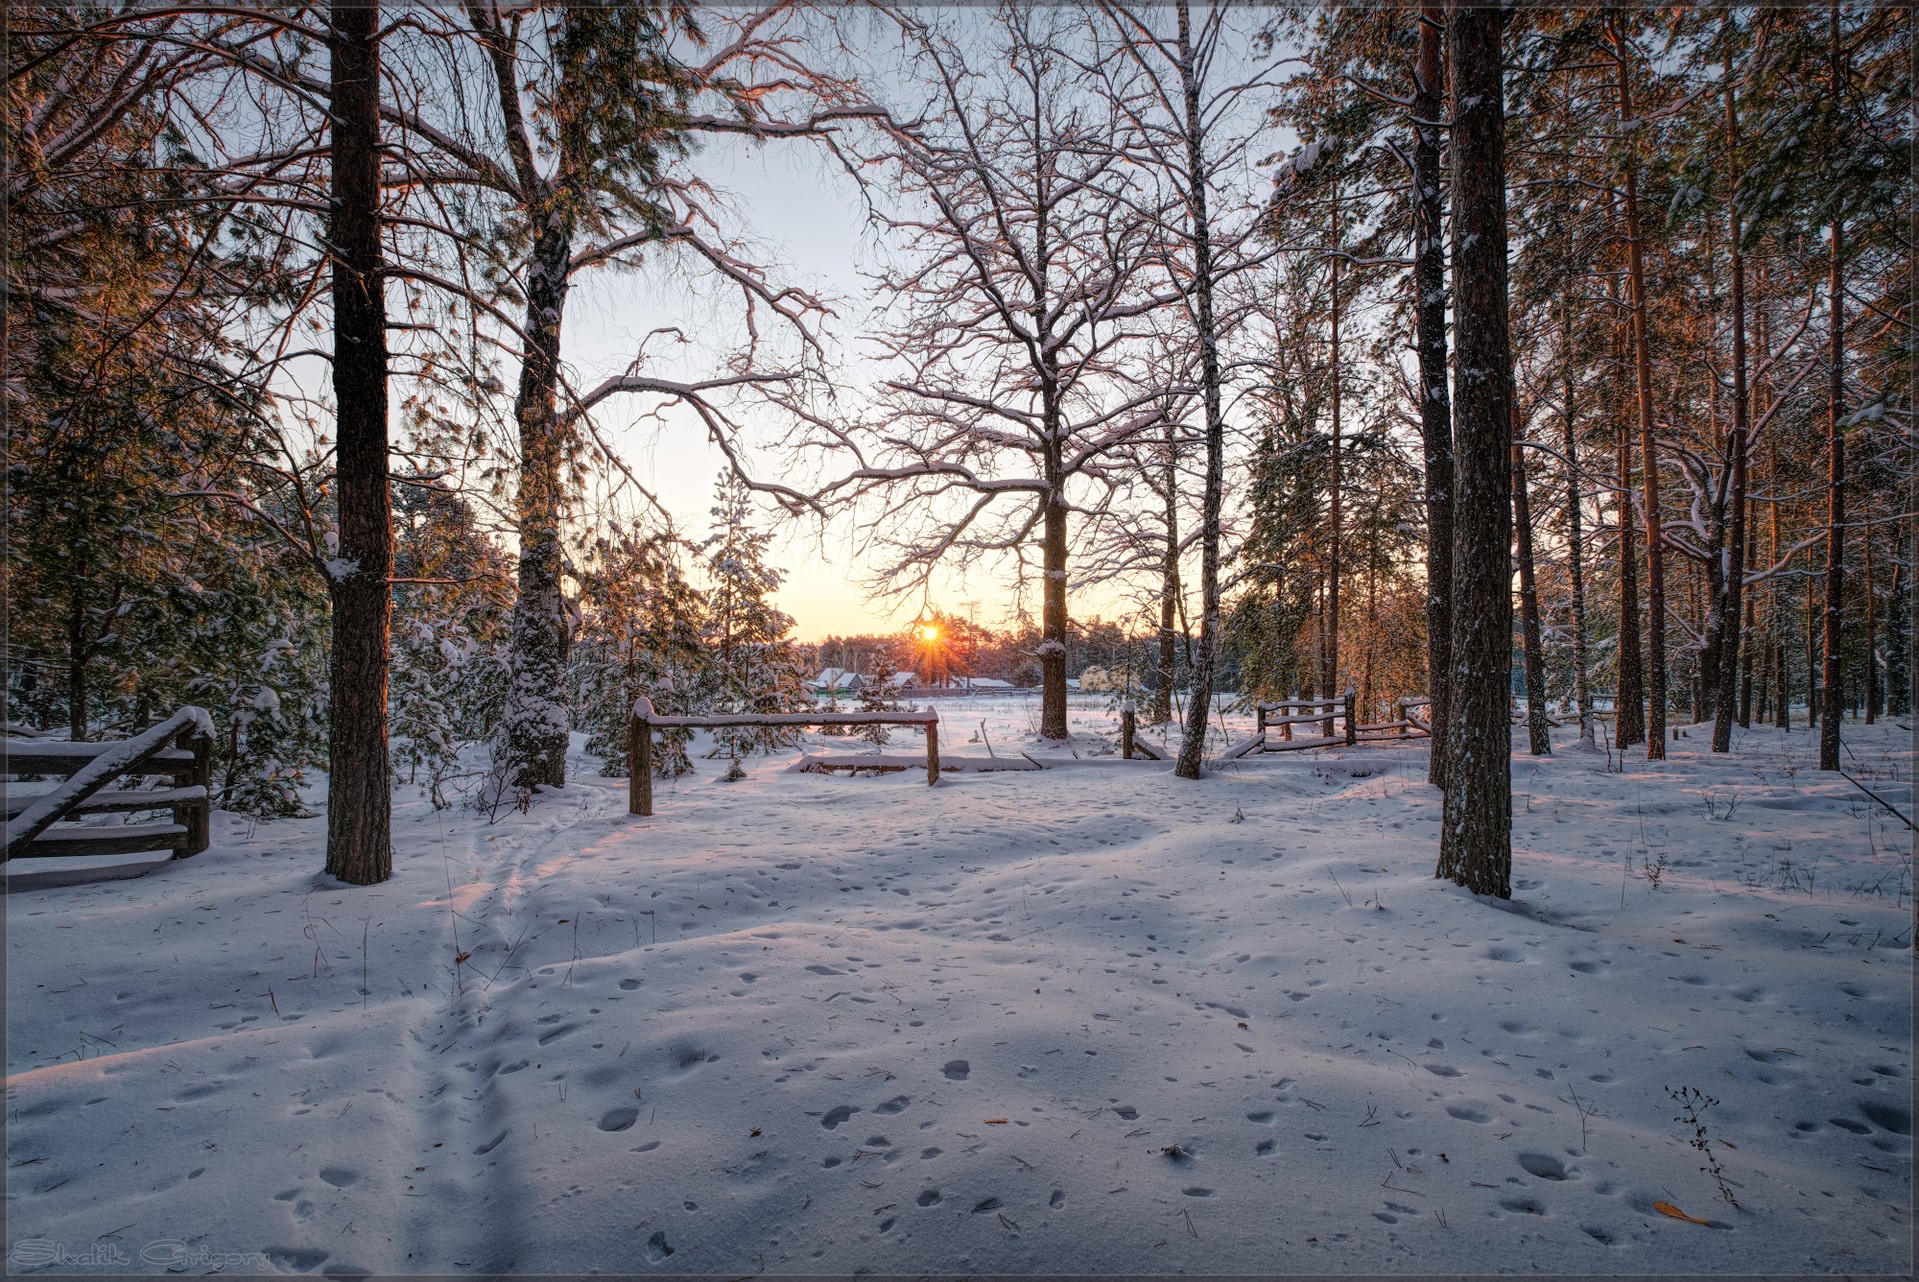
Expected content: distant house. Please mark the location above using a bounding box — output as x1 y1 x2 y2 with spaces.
957 676 1012 692
880 670 917 691
807 667 864 695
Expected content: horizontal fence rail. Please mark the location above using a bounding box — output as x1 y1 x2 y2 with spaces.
628 698 941 815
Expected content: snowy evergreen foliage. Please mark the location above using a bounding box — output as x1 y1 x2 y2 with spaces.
389 485 513 808
699 473 808 761
570 526 706 779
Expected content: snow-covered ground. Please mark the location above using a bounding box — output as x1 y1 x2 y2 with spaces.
5 699 1913 1275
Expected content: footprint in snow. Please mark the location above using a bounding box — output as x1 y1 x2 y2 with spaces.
942 1059 970 1081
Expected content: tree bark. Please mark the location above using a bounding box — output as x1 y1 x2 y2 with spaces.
324 0 393 885
1434 3 1511 898
1612 20 1666 760
1712 62 1750 754
1322 184 1342 741
1412 4 1454 787
1154 419 1179 724
1039 456 1070 741
1513 410 1550 755
1559 301 1594 745
1611 270 1644 748
504 223 574 791
1819 229 1845 766
1173 0 1225 782
1864 531 1878 723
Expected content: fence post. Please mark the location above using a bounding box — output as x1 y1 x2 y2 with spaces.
175 725 212 856
1344 686 1358 746
1282 690 1294 741
925 714 940 785
630 697 654 817
1120 699 1136 759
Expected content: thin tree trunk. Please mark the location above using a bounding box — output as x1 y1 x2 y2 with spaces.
65 575 88 741
1559 302 1594 745
1513 409 1550 755
1154 419 1178 724
1864 531 1878 722
1413 4 1454 786
1818 4 1846 769
324 0 393 885
1807 572 1819 726
1612 270 1644 748
1174 0 1225 781
1712 60 1750 754
1323 184 1342 740
1612 21 1666 759
1435 3 1512 898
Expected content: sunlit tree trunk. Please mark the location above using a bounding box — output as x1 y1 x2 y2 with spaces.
1611 19 1666 760
1559 301 1594 746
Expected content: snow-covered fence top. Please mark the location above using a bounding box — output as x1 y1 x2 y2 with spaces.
4 708 215 862
628 700 941 815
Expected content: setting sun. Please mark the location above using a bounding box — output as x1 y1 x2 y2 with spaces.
917 623 940 642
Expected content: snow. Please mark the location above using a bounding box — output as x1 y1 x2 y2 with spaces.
4 703 1912 1275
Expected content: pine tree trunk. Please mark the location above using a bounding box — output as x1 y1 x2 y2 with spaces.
1712 66 1750 755
1413 4 1454 786
65 578 89 741
1173 0 1225 782
504 224 574 792
1513 412 1550 755
1864 532 1878 723
1819 221 1845 768
1802 574 1815 724
1612 23 1666 760
324 0 393 886
1559 303 1594 746
1434 4 1512 898
1612 272 1644 748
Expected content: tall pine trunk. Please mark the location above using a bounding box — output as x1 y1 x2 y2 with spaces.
1434 3 1512 897
1612 21 1666 759
1712 63 1750 754
1412 3 1453 785
1611 271 1645 748
504 223 574 791
325 0 393 885
1513 410 1550 755
1818 2 1847 769
1559 301 1595 745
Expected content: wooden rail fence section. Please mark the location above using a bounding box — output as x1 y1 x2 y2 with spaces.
3 709 215 862
629 699 939 816
1121 692 1431 761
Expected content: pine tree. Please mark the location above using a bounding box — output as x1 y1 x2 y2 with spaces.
700 472 805 762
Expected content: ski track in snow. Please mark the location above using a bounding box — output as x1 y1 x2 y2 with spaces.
3 703 1912 1275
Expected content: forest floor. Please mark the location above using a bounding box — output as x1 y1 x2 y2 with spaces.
4 699 1913 1276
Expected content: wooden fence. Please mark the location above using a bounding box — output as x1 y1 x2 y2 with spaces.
4 709 214 862
628 699 940 816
